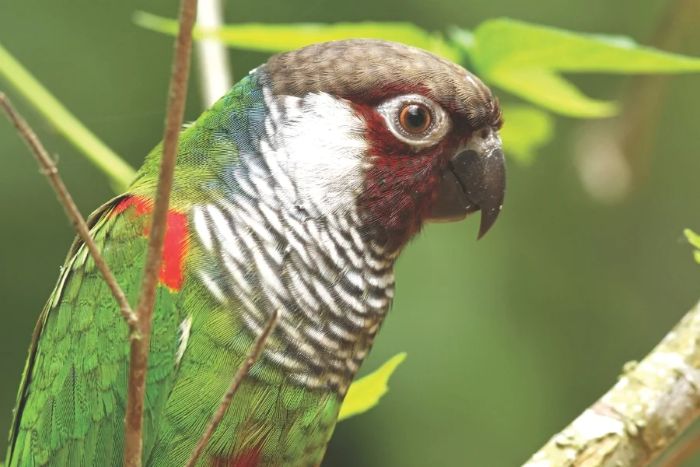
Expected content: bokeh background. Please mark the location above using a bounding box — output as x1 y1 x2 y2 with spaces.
1 0 699 465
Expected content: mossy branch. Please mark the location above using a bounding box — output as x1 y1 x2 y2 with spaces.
524 299 700 466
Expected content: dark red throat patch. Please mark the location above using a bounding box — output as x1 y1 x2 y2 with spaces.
351 101 458 251
113 195 189 291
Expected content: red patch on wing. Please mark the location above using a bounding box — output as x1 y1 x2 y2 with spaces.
111 195 189 291
211 448 262 467
113 196 152 216
160 210 188 290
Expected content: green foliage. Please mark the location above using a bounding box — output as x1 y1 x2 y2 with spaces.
135 14 700 161
685 229 700 264
338 353 407 421
4 16 700 174
450 19 700 117
134 12 460 62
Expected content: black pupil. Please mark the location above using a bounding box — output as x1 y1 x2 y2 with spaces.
405 105 427 129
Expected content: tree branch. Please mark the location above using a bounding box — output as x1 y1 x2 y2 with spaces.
524 299 700 467
185 310 280 467
122 0 198 465
0 93 139 331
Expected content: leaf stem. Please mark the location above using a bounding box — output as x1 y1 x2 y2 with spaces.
0 43 135 191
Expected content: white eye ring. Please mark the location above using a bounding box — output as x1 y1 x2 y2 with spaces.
377 94 451 150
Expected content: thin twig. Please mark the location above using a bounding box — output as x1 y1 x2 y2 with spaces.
122 0 198 465
0 93 138 330
196 0 232 107
185 310 280 467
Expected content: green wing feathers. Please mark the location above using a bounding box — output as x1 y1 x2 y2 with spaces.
6 193 341 466
6 196 182 466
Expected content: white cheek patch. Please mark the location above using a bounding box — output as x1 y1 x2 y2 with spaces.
262 89 368 218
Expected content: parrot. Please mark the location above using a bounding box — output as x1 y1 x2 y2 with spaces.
5 39 505 466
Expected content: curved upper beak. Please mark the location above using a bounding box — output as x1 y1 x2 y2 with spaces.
427 131 506 239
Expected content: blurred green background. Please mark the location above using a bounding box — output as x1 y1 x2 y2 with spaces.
1 0 699 465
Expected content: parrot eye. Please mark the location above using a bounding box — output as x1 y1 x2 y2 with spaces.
398 103 432 134
377 94 450 149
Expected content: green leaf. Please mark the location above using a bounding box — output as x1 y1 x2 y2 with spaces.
136 14 700 118
684 229 700 264
493 68 616 118
451 18 700 118
338 352 406 421
500 105 554 163
134 12 461 62
468 18 700 73
0 42 135 192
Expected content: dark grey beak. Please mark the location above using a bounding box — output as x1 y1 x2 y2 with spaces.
428 136 506 239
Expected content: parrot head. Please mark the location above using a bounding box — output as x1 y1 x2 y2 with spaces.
256 39 505 253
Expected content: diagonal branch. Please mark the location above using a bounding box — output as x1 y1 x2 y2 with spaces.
185 310 280 467
0 93 138 331
524 299 700 467
122 0 198 465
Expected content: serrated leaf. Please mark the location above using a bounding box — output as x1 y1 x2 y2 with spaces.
134 12 460 62
338 353 406 421
684 229 700 264
500 105 554 163
451 18 700 118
